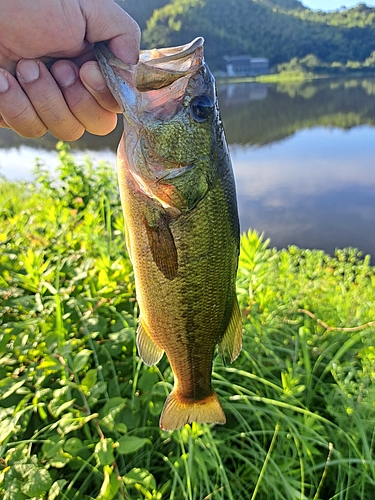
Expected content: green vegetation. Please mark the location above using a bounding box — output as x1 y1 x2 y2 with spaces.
287 2 375 27
1 144 375 499
118 0 169 30
120 0 375 72
216 71 314 85
276 50 375 76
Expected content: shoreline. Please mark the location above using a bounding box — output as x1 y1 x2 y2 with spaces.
216 70 375 84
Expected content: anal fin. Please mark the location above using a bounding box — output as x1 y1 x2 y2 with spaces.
160 390 226 431
136 319 164 366
218 298 242 363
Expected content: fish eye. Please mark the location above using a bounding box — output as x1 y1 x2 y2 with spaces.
190 95 213 122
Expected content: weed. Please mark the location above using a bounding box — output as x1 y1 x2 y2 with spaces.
0 144 374 499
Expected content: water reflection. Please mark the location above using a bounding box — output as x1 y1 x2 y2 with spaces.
219 83 268 104
232 127 375 256
218 77 375 146
1 77 375 257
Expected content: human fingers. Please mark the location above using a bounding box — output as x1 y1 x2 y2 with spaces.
81 0 140 64
79 60 120 113
50 60 118 136
0 68 47 138
16 59 85 141
0 115 10 129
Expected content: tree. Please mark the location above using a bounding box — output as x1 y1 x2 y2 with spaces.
127 0 375 70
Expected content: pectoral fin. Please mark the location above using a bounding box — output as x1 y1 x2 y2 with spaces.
143 210 178 280
136 319 164 366
218 298 242 363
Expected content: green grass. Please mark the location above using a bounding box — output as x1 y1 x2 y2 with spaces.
216 70 375 84
216 71 315 84
1 143 375 499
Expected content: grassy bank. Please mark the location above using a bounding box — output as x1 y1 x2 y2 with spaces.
1 144 375 500
216 70 375 85
216 71 314 84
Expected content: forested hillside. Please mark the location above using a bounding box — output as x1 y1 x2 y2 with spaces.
119 0 375 70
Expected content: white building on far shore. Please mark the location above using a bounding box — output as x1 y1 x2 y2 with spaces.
223 55 270 76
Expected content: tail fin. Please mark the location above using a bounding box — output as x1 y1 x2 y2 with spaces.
159 390 226 431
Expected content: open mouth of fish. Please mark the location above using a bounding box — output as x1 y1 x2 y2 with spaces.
95 36 204 94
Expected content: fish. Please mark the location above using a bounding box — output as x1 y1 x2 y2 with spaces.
95 37 242 431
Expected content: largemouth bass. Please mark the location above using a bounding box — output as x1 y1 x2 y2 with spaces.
95 38 242 430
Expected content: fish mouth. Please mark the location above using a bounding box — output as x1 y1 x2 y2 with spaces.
94 37 205 124
95 37 204 94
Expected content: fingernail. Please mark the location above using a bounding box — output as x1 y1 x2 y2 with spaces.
0 70 9 92
81 62 106 91
17 59 40 83
51 61 77 87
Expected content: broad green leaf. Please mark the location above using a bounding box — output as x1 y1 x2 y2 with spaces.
49 449 70 468
81 368 97 390
116 436 150 455
21 468 53 497
4 443 28 464
0 417 17 444
0 407 14 420
137 368 159 392
115 422 128 434
123 468 156 491
3 479 28 500
42 435 65 459
48 398 76 418
95 438 115 466
37 355 62 372
52 386 70 399
120 406 141 430
99 397 126 431
96 465 121 500
48 480 67 500
99 397 127 418
64 437 83 456
72 348 92 372
58 412 98 435
13 462 39 477
87 381 107 405
149 400 163 417
0 379 25 400
108 329 133 342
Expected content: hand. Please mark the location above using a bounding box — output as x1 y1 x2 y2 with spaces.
0 0 140 140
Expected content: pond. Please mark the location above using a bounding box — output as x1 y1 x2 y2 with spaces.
1 77 375 258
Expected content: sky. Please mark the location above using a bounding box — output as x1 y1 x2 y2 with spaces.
301 0 375 10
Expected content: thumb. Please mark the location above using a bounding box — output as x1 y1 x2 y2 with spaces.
80 0 140 64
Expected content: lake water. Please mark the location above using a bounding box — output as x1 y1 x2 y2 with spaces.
1 77 375 258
